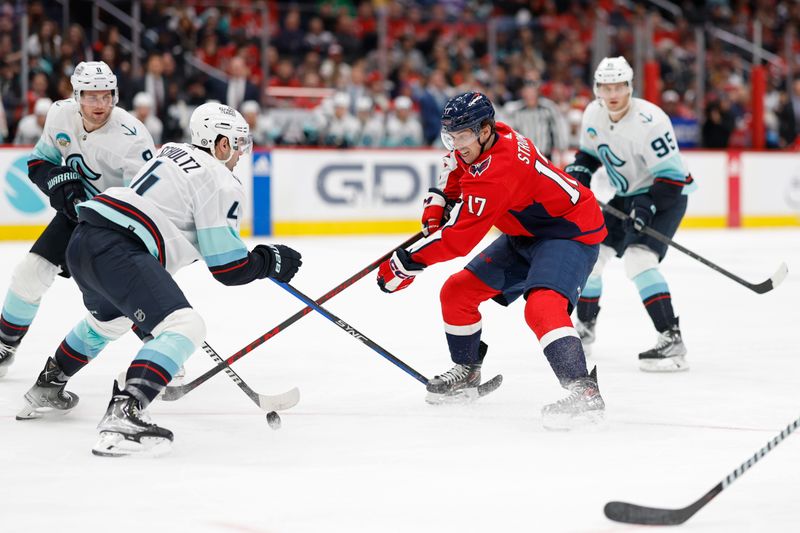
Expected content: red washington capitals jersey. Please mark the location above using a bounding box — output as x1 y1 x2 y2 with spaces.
410 122 607 266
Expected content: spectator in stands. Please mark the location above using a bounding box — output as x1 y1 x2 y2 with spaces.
383 95 423 147
241 100 271 146
207 55 260 111
132 92 163 145
274 8 305 61
133 53 168 121
702 98 735 148
321 92 359 147
502 78 568 160
0 95 7 143
304 17 335 56
13 97 50 145
353 96 385 147
415 69 452 146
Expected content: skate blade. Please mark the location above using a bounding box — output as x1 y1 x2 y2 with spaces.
91 431 172 458
0 357 14 378
16 395 75 420
542 410 605 431
639 355 690 373
425 387 479 405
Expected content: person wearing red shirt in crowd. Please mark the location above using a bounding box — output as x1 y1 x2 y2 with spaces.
377 92 608 430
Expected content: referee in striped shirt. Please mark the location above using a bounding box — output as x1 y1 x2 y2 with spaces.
503 80 569 162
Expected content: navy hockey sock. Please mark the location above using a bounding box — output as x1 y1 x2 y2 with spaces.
55 340 90 378
542 335 589 387
124 360 173 408
633 270 677 332
577 276 602 322
445 330 483 365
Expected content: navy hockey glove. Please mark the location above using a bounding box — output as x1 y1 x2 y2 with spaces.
377 248 425 293
46 166 86 222
255 244 302 282
626 195 656 233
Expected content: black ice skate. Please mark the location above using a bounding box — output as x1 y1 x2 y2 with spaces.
575 318 596 357
638 320 688 372
92 381 173 458
425 362 483 404
0 338 19 378
16 357 79 420
541 367 605 430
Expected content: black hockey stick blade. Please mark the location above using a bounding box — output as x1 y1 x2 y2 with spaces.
603 498 707 526
748 261 788 294
478 374 503 397
605 415 800 526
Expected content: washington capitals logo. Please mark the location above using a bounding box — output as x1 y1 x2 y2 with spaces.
469 156 492 176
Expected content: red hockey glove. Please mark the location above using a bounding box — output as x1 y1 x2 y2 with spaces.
377 248 426 293
421 188 451 236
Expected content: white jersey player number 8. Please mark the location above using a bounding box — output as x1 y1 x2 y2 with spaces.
535 159 580 205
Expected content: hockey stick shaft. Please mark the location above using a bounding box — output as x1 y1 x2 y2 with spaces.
605 415 800 525
600 202 786 294
273 279 429 385
162 232 425 400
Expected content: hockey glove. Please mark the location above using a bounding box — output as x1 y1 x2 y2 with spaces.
377 248 425 293
46 166 86 222
421 188 455 236
626 195 656 233
255 244 303 282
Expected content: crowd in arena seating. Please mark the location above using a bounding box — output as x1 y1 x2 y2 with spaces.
1 0 798 150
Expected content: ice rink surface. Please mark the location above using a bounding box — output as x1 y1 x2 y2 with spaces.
0 228 798 533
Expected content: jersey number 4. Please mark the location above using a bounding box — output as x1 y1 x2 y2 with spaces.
131 161 163 196
535 159 580 204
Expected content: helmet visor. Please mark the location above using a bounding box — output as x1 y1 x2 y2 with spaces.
233 134 253 154
440 127 478 151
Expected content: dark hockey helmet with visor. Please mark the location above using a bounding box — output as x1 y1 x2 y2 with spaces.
440 92 495 151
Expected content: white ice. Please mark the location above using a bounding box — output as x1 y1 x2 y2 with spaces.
1 228 798 533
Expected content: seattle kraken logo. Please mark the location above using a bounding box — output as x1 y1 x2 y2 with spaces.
597 144 629 193
65 154 101 181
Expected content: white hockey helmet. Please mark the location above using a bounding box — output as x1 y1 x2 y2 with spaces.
593 56 633 97
190 102 252 160
71 61 118 105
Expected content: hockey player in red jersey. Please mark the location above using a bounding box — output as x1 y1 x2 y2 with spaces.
377 92 608 429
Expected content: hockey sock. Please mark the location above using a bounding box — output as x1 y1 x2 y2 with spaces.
576 275 602 322
126 331 195 407
0 290 38 344
441 269 500 365
525 289 588 386
633 269 677 332
54 319 113 377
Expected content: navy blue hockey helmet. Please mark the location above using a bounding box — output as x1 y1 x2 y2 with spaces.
440 92 495 150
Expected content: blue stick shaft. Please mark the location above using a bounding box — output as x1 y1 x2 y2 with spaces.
273 280 429 385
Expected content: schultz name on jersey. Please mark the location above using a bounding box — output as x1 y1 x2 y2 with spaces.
76 142 249 277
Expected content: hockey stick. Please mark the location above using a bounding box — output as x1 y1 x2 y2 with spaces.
272 280 429 384
161 232 425 401
604 415 800 525
272 280 504 396
600 202 788 294
200 342 300 412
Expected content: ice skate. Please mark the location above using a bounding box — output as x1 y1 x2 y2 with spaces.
542 367 605 430
426 362 483 404
92 381 173 458
16 357 79 420
575 319 596 357
0 338 19 378
639 321 688 372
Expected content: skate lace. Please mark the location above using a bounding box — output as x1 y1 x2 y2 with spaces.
437 365 470 384
0 338 16 358
653 330 677 350
122 398 155 427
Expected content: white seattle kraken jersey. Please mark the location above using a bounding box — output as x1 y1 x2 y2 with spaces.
31 98 155 196
383 115 423 147
77 143 248 275
578 97 694 196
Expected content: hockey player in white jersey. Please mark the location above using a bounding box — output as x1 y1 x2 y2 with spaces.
16 102 303 457
0 61 155 377
564 57 695 372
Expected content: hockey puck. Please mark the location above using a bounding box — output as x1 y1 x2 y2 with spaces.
266 411 282 430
